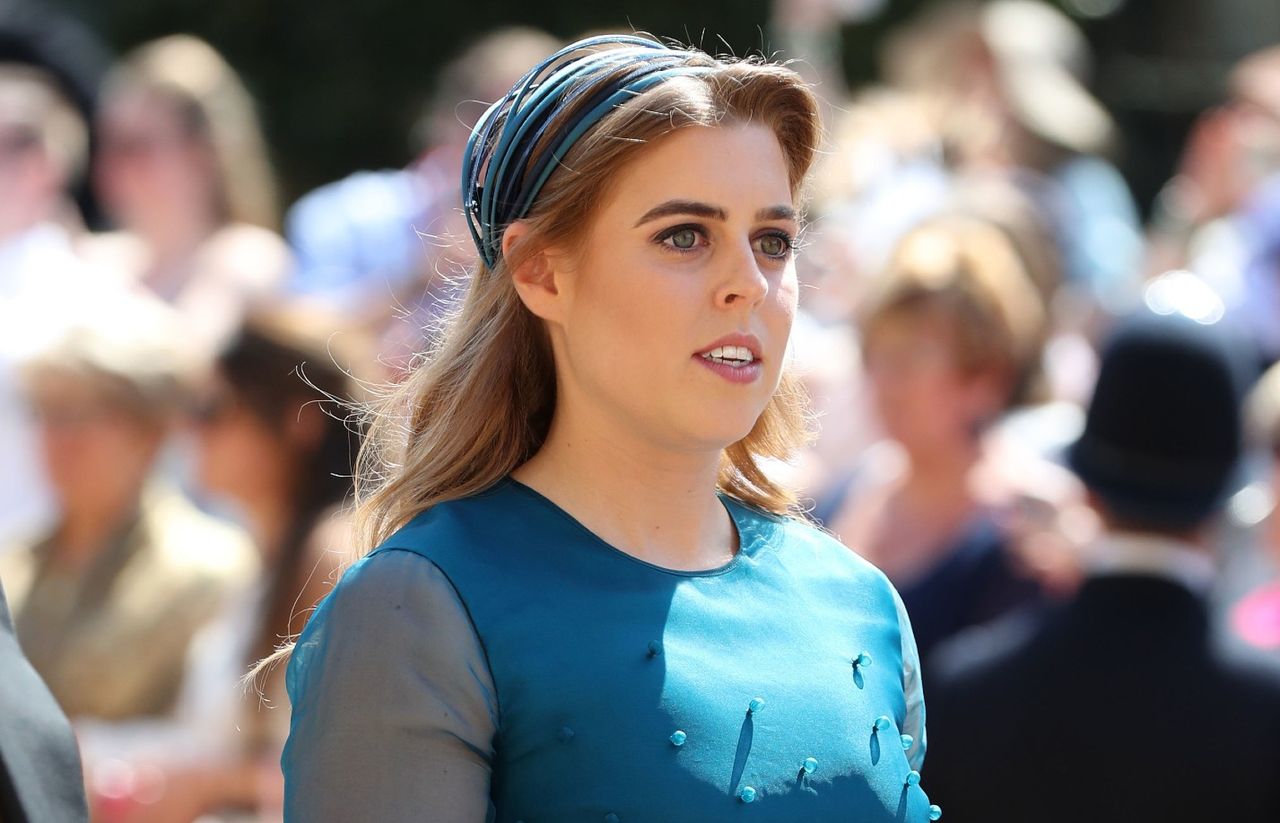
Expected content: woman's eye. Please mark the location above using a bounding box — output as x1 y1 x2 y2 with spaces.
755 233 791 258
665 228 700 251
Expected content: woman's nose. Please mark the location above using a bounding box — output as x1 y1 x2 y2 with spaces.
715 241 769 308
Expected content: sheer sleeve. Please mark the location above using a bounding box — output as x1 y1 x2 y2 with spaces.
893 586 927 772
282 549 498 822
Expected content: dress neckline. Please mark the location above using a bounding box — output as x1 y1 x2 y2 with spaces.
498 476 771 578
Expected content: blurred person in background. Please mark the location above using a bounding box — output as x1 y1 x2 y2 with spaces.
284 27 559 374
925 308 1280 823
86 310 366 823
813 215 1081 663
0 289 256 729
883 0 1144 319
81 34 290 355
0 63 101 546
1233 360 1280 652
1149 44 1280 368
764 88 953 500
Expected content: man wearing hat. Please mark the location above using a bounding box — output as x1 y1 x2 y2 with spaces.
922 308 1280 822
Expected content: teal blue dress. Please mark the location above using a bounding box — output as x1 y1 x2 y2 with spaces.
283 478 937 821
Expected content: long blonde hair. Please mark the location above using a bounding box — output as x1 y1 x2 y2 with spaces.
105 35 280 230
353 54 821 551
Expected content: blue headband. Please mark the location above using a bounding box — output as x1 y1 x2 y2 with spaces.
461 35 713 268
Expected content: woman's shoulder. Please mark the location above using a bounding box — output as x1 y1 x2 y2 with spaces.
293 548 472 672
324 546 457 613
370 480 545 563
317 484 531 606
731 496 899 593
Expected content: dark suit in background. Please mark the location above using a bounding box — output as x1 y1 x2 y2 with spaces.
0 580 87 823
924 307 1280 822
925 571 1280 822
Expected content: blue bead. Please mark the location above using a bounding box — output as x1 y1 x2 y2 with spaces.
802 757 818 774
906 770 921 786
557 726 574 742
647 640 663 657
929 805 943 820
749 697 766 713
740 786 757 803
900 734 914 750
854 652 873 668
874 715 892 732
669 730 687 747
605 815 620 823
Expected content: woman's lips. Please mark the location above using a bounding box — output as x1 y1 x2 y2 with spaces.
693 353 763 384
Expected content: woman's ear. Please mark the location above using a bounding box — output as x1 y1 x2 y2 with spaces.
505 221 567 325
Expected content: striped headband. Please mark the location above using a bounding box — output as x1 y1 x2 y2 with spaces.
461 34 714 268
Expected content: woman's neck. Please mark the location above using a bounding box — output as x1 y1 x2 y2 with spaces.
512 413 736 572
900 437 983 503
139 206 219 274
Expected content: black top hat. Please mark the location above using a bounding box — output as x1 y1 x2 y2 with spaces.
1067 309 1251 531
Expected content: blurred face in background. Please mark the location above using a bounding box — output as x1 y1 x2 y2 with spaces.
862 310 1006 455
189 374 300 512
0 121 45 235
95 91 218 233
27 371 165 515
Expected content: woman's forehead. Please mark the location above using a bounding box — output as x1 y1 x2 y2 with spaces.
600 124 795 219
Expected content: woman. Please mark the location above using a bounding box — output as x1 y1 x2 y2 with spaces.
83 35 290 354
188 310 363 746
82 312 366 823
284 35 941 821
0 290 256 724
815 215 1065 663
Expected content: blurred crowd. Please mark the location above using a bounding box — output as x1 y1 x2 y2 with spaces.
2 1 1280 821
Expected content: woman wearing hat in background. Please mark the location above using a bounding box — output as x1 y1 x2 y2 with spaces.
82 310 369 823
0 289 256 747
281 35 941 821
883 0 1143 318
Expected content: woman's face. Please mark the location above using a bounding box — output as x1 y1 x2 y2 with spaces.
95 91 216 231
540 123 799 454
27 373 163 513
863 314 1003 453
189 378 291 507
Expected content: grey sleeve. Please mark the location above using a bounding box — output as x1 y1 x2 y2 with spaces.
892 585 927 772
282 550 498 822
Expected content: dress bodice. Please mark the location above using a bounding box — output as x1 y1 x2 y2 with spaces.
287 479 938 821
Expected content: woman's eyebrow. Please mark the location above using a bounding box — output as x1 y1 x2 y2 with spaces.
634 200 727 226
756 205 797 222
634 200 797 227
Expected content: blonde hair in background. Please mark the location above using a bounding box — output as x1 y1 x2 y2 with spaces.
0 63 88 183
105 35 280 230
860 214 1047 408
353 53 822 551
